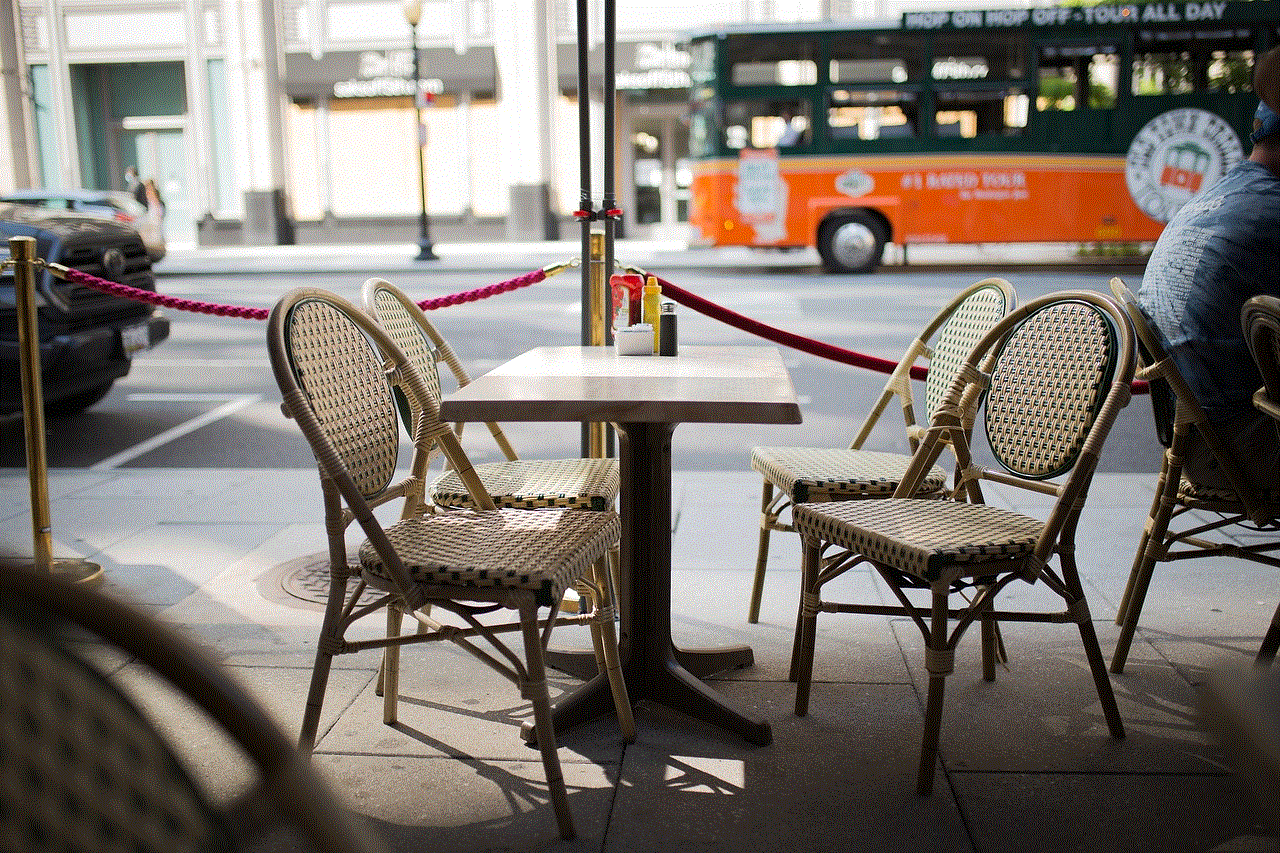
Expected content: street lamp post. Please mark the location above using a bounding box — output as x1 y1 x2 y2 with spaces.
403 0 437 261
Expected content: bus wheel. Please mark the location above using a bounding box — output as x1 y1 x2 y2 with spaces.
818 211 886 273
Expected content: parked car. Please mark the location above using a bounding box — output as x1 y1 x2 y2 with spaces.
0 202 170 416
0 188 166 262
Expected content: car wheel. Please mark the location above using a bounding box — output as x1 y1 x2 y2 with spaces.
817 211 886 273
45 382 114 417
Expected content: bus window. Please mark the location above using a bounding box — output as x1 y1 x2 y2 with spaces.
829 32 925 83
1134 28 1256 95
935 88 1028 137
1038 44 1120 110
726 35 817 86
724 100 811 148
828 89 917 139
932 31 1027 80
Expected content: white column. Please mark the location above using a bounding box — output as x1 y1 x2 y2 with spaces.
0 0 34 188
222 0 294 244
492 0 559 239
41 0 78 187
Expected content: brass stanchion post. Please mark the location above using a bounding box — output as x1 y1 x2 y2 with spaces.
8 235 102 584
587 231 608 458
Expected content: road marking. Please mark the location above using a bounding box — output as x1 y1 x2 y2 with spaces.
90 394 262 471
131 359 270 369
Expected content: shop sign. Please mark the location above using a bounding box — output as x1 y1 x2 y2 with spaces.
333 50 444 99
616 42 691 90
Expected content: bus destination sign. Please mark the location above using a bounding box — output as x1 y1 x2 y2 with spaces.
903 2 1232 29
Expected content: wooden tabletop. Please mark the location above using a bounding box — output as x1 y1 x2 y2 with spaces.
440 345 802 426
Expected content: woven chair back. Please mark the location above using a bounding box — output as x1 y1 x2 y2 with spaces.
982 297 1122 480
923 279 1015 420
1243 294 1280 407
0 564 384 853
1110 278 1271 518
275 293 402 500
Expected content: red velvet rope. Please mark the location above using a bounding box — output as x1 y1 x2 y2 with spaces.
652 274 929 381
58 265 545 317
57 263 1146 393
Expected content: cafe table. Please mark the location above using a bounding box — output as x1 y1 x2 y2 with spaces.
439 345 801 746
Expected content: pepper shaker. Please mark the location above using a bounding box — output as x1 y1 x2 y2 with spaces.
658 302 678 356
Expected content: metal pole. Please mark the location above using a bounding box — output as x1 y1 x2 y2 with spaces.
410 21 437 261
577 0 593 457
9 235 101 584
602 0 617 273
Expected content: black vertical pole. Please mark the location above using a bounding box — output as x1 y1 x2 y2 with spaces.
577 0 592 456
601 0 617 459
602 0 616 279
410 23 437 261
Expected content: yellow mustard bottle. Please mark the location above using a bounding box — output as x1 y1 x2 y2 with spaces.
642 275 662 353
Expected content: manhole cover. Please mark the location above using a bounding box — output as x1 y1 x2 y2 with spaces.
270 551 383 608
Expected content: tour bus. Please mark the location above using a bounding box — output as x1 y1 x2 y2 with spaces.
686 1 1280 271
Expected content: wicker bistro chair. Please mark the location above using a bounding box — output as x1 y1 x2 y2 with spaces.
1238 294 1280 666
790 290 1134 795
1109 280 1280 674
0 563 384 853
268 288 634 841
362 278 619 517
747 278 1014 626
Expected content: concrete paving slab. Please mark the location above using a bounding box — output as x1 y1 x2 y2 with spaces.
953 773 1270 853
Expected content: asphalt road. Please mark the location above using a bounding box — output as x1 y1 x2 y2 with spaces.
1 252 1163 475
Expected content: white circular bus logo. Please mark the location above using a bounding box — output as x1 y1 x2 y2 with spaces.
1125 108 1242 223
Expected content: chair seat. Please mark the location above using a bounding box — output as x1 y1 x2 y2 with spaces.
1178 477 1280 510
794 498 1042 584
430 458 620 511
751 446 948 502
359 508 619 607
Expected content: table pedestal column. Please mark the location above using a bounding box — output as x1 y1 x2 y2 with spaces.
537 421 772 746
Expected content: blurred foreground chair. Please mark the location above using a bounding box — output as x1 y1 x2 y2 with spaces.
268 288 633 840
1238 294 1280 666
791 290 1133 795
747 278 1014 626
0 563 384 853
1109 280 1280 674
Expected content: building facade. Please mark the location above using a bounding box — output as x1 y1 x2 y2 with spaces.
0 0 882 246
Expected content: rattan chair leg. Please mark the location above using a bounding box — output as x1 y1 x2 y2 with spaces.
517 596 575 840
300 647 335 753
748 480 775 624
1114 461 1170 627
1080 614 1127 738
981 617 998 682
299 568 349 751
792 538 822 714
1111 518 1172 674
589 557 636 742
916 589 951 796
1257 599 1280 667
382 604 402 724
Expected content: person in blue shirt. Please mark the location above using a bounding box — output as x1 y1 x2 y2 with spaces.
1138 49 1280 492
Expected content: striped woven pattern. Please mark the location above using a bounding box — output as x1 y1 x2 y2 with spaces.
983 301 1113 479
1178 478 1280 506
286 298 401 498
794 498 1042 582
751 447 947 502
0 612 224 853
371 286 446 407
431 457 620 511
924 283 1010 417
359 508 619 607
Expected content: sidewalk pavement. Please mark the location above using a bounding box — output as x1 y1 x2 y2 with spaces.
1 463 1276 852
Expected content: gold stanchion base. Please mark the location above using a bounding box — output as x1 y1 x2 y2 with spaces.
0 557 104 587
